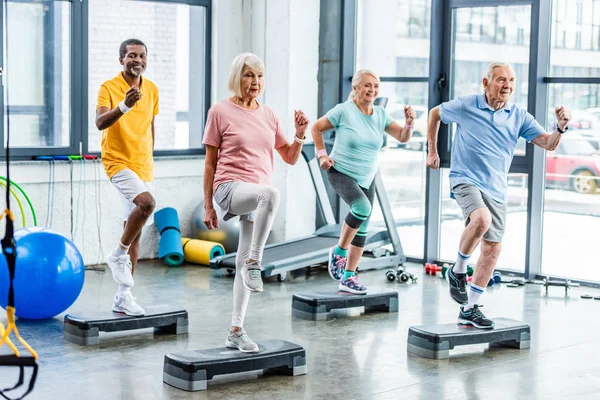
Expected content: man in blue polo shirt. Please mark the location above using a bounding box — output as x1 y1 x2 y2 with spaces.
427 62 571 329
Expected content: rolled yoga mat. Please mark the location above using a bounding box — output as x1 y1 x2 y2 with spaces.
181 238 225 265
154 207 184 266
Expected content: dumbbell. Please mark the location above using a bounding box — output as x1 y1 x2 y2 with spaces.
400 271 417 283
488 271 502 287
542 276 580 295
386 269 397 282
386 268 417 284
424 263 442 276
441 264 474 279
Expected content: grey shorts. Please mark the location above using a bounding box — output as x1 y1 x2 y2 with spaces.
213 181 254 222
452 184 507 242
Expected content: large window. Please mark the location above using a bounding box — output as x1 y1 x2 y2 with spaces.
347 0 600 283
3 0 71 150
541 0 600 282
0 0 210 158
454 6 530 46
552 0 600 51
356 0 431 259
87 0 208 152
542 85 600 281
356 0 430 76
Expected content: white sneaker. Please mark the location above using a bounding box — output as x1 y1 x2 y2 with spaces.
112 292 145 316
106 252 134 287
242 261 263 292
225 328 259 353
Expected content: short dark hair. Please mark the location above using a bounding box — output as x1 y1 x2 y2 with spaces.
119 38 147 59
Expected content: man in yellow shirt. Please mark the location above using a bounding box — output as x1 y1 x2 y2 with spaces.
96 38 159 316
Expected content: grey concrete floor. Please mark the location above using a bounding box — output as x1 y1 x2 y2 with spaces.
2 260 600 400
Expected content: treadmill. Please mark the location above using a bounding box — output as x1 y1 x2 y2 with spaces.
210 143 406 282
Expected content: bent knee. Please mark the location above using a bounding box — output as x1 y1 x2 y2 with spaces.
261 186 280 208
469 208 492 234
350 199 372 220
135 193 156 216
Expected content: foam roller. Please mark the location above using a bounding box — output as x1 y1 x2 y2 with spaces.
181 238 225 265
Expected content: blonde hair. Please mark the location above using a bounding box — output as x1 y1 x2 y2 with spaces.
348 69 380 100
485 62 514 83
228 53 265 98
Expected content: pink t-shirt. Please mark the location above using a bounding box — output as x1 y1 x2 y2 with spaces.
203 99 288 191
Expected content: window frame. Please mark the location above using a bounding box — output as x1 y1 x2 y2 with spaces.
0 0 212 160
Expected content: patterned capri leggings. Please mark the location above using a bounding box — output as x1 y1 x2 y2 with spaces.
326 167 375 248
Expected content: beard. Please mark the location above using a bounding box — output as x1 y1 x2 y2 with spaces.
129 66 145 76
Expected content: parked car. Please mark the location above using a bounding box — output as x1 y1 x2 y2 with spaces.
387 105 428 151
511 134 600 194
546 135 600 194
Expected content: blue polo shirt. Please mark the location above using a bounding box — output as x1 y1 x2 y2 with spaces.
327 100 393 189
441 94 544 203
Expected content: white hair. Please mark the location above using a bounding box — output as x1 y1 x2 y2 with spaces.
485 62 514 83
228 53 265 98
348 69 380 100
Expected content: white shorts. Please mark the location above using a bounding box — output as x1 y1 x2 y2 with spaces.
111 168 156 224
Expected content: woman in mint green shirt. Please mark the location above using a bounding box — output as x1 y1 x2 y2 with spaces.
311 69 415 294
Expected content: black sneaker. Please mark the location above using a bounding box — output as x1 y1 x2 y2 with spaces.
448 266 468 305
458 305 495 329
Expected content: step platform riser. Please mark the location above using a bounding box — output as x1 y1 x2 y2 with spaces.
63 305 188 346
163 340 306 391
291 288 398 321
407 318 530 359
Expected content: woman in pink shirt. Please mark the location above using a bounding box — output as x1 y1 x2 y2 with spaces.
202 52 309 353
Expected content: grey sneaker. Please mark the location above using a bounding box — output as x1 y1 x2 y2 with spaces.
112 292 145 316
242 261 263 292
226 328 259 353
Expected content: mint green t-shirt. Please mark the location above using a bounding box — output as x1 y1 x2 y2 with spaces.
326 100 393 189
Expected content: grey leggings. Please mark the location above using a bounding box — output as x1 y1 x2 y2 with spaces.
227 182 280 327
327 167 375 247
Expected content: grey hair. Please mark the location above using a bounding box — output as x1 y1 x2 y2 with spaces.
485 62 514 82
228 53 265 98
348 69 380 100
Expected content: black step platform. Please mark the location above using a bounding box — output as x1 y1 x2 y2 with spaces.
407 317 530 359
163 339 306 391
292 287 398 320
63 305 188 346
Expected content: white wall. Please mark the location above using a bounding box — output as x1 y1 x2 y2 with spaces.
0 158 202 265
1 0 320 265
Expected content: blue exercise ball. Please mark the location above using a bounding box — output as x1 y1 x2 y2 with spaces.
0 227 85 320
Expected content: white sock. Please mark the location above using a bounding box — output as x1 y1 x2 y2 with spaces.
116 284 130 298
454 251 471 274
113 241 130 257
465 283 485 310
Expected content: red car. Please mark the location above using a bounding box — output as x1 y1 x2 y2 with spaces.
546 135 600 194
512 135 600 194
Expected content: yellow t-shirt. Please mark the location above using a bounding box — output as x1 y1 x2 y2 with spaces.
97 72 159 181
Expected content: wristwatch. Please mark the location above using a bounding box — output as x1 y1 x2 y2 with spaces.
557 125 568 134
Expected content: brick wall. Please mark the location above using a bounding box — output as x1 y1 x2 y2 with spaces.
87 0 182 151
